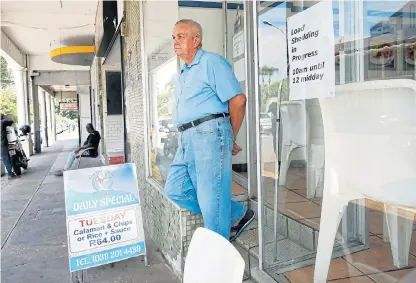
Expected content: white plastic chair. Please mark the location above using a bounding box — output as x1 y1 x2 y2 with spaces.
314 79 416 283
278 101 307 186
183 227 245 283
305 99 325 198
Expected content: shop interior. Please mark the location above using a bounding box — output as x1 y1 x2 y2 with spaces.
143 1 416 282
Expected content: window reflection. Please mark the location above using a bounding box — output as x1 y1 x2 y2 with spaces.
143 1 178 184
364 0 416 80
257 1 416 282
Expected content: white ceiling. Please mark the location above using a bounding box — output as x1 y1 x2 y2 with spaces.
1 0 97 56
50 85 78 92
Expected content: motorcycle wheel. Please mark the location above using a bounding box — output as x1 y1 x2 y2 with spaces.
11 157 22 176
21 152 28 169
21 160 28 170
163 145 170 157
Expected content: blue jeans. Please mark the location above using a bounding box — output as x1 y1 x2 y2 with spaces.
164 117 246 239
1 145 14 176
63 150 90 171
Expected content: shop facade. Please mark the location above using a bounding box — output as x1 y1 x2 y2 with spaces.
92 0 416 282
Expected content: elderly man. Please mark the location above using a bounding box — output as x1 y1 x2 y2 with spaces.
55 123 100 176
164 19 255 241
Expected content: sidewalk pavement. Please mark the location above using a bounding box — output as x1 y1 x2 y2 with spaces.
1 138 179 283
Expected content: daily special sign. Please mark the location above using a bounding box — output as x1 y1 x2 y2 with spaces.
287 0 335 100
64 163 146 272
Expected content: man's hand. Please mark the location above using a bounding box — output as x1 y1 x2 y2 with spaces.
232 142 242 156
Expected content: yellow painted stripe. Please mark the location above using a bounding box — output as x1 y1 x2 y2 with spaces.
50 46 95 58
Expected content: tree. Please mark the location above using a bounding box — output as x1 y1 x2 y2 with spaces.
164 74 176 93
55 100 78 120
261 66 278 86
1 56 14 89
0 56 17 120
157 92 171 111
60 109 78 120
261 78 289 112
0 87 17 121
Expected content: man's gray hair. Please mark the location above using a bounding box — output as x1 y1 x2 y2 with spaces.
175 19 203 42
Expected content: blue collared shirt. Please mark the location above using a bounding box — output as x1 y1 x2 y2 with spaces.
173 48 243 126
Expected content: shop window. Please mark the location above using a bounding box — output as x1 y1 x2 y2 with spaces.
105 72 122 115
143 1 179 185
256 1 416 282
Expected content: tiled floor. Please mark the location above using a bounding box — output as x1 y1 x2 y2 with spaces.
280 232 416 282
234 165 416 282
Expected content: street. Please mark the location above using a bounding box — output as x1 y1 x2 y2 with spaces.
1 135 179 283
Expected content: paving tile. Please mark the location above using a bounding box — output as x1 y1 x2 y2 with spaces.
284 258 364 283
284 174 307 191
279 201 322 220
312 199 322 206
329 276 375 283
232 181 247 196
369 268 416 283
291 188 322 205
277 188 310 204
291 188 308 198
0 257 71 283
290 167 306 179
343 236 416 275
264 186 311 208
369 208 384 236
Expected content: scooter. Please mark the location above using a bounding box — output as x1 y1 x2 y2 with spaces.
163 126 179 157
6 125 29 176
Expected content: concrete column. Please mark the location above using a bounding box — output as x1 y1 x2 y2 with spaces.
45 93 53 145
25 78 33 156
39 88 49 147
50 96 56 144
32 84 41 153
24 71 31 124
78 86 92 143
12 69 27 125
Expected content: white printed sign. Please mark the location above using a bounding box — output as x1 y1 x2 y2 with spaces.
233 31 245 58
287 0 335 100
64 163 146 272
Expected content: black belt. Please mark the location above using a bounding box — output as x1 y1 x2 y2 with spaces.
178 113 229 132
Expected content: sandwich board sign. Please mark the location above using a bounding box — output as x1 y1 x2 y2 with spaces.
64 163 147 273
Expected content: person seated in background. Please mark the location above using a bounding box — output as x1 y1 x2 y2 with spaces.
55 123 100 176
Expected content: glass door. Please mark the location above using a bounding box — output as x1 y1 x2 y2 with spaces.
255 1 371 281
